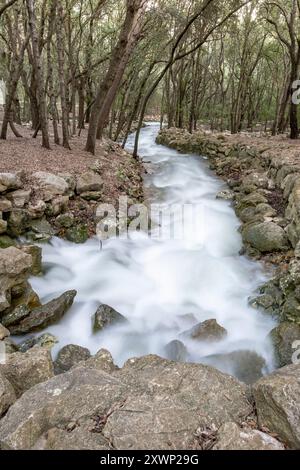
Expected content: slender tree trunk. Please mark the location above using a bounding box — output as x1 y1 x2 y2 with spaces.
26 0 50 149
56 1 71 149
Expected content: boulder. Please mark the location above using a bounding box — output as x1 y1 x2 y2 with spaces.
0 247 32 277
18 333 58 353
0 371 16 417
55 212 74 228
54 344 91 374
0 173 22 193
253 364 300 449
270 322 300 367
19 245 42 276
32 172 69 201
182 319 227 342
0 355 252 450
164 340 187 362
93 304 126 332
0 198 12 212
80 191 102 201
6 189 31 208
0 218 7 234
65 224 88 244
216 190 234 201
242 222 289 253
0 323 10 340
0 235 15 249
200 350 266 384
213 422 284 450
75 349 118 374
46 195 69 217
9 290 77 334
0 247 33 314
0 347 54 398
76 172 103 195
27 200 46 219
7 209 30 236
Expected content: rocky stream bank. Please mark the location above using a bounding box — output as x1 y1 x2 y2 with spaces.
1 129 300 449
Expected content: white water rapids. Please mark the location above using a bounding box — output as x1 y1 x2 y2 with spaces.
28 123 276 380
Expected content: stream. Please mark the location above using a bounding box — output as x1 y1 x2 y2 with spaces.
28 123 276 382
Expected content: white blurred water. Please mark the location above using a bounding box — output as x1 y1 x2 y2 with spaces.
28 123 276 377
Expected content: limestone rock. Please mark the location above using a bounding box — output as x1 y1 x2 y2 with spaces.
20 245 42 276
32 172 69 201
213 422 284 450
0 355 252 450
18 333 58 353
54 344 91 374
65 224 88 244
270 322 300 367
253 364 300 448
9 290 77 334
0 347 54 398
0 198 12 212
0 247 32 277
0 371 16 417
182 319 227 342
242 222 289 253
164 340 187 362
6 189 31 208
200 350 266 384
76 172 103 195
0 323 10 340
93 304 126 332
0 173 22 193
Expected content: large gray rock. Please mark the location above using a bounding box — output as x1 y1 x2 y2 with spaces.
9 290 77 334
0 323 10 340
0 355 253 450
32 172 69 201
0 173 22 193
0 371 16 417
164 340 187 362
0 347 54 398
18 333 58 353
182 319 227 342
93 304 126 332
242 222 289 253
200 350 266 384
253 364 300 449
76 172 103 195
54 344 91 374
0 247 33 314
213 422 284 450
270 322 300 367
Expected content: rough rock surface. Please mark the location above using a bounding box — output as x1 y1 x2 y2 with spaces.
93 304 126 331
242 222 289 253
54 344 91 374
164 340 187 362
270 322 300 367
200 350 266 384
213 422 284 450
9 290 77 334
0 347 54 398
0 371 16 417
32 172 69 201
183 319 227 342
253 364 300 449
76 172 103 195
0 355 252 450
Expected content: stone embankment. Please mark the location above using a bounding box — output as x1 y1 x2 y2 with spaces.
156 128 300 370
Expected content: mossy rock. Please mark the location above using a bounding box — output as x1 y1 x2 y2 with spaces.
66 224 89 244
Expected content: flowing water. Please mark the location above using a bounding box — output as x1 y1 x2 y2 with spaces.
28 123 276 381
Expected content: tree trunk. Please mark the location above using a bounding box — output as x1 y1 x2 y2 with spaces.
26 0 50 148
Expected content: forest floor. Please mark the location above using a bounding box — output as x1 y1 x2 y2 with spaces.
0 122 144 207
